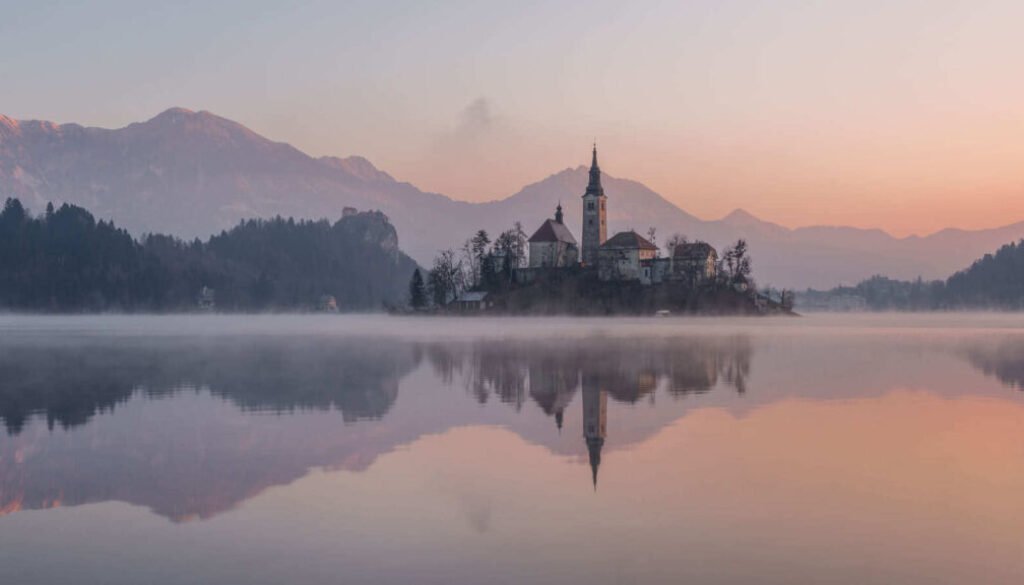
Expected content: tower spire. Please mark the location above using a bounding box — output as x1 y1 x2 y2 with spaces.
555 201 563 224
585 143 604 197
587 436 603 490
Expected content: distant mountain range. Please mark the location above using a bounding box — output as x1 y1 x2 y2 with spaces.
3 107 1023 289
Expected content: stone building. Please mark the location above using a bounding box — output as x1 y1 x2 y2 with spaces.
672 242 718 285
597 231 658 281
580 145 607 267
527 204 578 268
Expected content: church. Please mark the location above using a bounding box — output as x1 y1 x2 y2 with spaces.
525 146 717 286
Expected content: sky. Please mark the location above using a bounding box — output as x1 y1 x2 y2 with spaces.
1 0 1022 236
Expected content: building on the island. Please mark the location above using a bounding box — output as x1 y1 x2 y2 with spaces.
580 145 608 267
453 291 490 311
528 204 578 268
672 242 718 285
197 286 216 311
640 257 672 285
318 294 339 313
597 230 659 281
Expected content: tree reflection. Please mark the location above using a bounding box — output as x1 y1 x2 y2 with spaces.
964 338 1024 390
0 338 420 435
0 333 755 519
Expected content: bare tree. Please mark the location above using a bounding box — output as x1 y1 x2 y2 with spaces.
428 249 463 306
666 233 688 254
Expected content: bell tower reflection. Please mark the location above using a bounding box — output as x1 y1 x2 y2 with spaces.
581 372 607 490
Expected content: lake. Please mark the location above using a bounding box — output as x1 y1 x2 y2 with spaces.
1 314 1023 584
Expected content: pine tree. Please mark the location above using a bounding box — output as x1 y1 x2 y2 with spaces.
408 269 427 310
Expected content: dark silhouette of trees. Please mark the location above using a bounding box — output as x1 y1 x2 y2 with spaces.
427 249 462 306
408 269 427 310
804 239 1024 310
0 198 418 312
720 239 752 285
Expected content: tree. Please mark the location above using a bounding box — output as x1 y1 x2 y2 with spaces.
721 239 752 285
471 230 490 283
646 226 657 249
427 249 462 306
408 269 427 310
666 233 688 254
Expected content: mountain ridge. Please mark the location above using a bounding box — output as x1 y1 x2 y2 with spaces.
3 107 1024 288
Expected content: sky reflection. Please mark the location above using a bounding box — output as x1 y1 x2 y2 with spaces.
1 316 1023 584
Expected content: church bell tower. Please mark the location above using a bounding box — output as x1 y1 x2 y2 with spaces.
581 144 607 267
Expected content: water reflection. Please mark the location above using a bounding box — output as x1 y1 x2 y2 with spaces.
423 337 751 487
0 334 754 519
4 318 1024 585
0 338 420 434
0 328 1022 525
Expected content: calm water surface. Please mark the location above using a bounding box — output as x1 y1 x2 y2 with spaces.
1 314 1023 584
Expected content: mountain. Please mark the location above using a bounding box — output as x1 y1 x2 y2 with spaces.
4 108 1024 289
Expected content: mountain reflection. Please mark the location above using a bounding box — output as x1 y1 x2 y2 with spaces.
0 334 753 520
8 330 1022 522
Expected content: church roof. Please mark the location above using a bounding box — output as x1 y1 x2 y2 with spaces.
600 230 658 251
529 219 578 245
673 242 717 259
583 144 605 198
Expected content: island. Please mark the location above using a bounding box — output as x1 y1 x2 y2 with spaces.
410 147 794 316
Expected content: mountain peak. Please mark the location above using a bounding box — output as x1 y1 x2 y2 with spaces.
319 156 394 183
0 114 20 138
720 208 763 226
128 107 266 146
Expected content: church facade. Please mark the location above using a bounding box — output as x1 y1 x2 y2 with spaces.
527 203 578 268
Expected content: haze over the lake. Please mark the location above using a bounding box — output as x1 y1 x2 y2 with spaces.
3 314 1024 585
3 1 1023 236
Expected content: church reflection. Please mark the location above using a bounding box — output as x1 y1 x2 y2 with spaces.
582 380 606 489
424 337 753 488
0 334 753 520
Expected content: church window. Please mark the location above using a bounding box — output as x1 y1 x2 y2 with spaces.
587 201 595 211
589 219 593 226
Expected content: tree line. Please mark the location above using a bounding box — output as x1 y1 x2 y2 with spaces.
409 223 529 310
799 239 1024 310
0 198 417 312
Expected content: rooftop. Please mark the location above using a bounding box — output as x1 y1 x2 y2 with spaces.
600 231 658 251
673 242 717 258
529 219 578 245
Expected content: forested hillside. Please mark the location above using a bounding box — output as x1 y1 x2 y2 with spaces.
0 198 417 311
798 240 1024 311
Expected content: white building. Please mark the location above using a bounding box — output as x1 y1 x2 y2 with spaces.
597 231 658 281
528 204 579 268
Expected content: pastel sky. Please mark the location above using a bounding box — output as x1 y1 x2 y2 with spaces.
2 0 1022 236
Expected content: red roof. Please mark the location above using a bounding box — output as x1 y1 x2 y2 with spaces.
528 219 578 244
600 231 658 251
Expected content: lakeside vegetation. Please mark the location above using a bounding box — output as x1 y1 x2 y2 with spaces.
799 240 1024 311
0 198 416 312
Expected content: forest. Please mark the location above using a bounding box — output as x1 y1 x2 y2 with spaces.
0 198 418 312
799 239 1024 310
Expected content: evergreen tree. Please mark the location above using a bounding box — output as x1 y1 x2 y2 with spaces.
408 269 427 309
